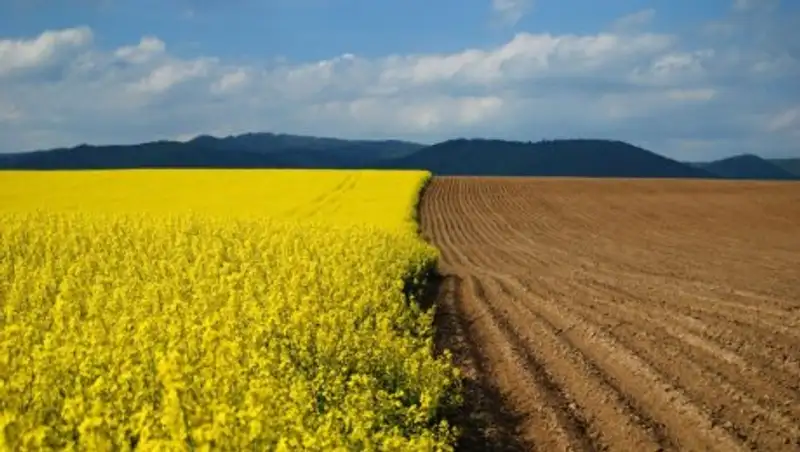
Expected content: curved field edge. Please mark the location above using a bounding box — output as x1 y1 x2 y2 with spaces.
0 169 462 451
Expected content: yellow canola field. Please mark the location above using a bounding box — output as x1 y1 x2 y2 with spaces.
0 170 426 231
0 170 459 451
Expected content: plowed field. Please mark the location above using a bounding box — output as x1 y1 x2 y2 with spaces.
420 177 800 452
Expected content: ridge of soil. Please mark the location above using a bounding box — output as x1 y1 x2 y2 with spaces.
420 177 800 452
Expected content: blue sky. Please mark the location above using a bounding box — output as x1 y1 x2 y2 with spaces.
1 0 798 159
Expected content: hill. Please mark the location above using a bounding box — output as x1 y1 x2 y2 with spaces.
768 158 800 177
187 132 424 160
0 142 281 170
0 138 417 170
3 134 797 181
381 139 716 178
693 154 798 180
0 132 425 170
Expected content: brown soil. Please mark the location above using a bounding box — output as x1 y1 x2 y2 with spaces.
420 177 800 452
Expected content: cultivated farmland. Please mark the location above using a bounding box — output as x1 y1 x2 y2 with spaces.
0 170 458 451
420 177 800 451
3 170 799 451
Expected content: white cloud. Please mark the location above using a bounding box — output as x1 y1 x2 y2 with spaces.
0 8 798 160
379 32 674 88
307 96 504 134
129 59 214 94
491 0 533 26
114 36 166 64
0 26 92 75
629 50 714 86
211 68 251 94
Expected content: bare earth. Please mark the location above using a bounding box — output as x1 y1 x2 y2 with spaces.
420 177 800 452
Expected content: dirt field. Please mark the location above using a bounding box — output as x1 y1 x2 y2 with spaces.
420 177 800 452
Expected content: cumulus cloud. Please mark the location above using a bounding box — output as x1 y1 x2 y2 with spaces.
129 59 214 94
211 68 251 95
114 36 166 64
0 7 798 160
0 27 92 76
376 32 675 93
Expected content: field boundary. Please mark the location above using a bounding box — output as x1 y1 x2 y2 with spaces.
413 176 533 450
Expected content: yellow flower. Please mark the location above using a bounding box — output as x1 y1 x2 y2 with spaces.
0 170 457 450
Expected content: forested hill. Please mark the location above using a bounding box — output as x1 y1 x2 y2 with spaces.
1 133 796 180
379 139 716 178
768 158 800 177
689 154 797 180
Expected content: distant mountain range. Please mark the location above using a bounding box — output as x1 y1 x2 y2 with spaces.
1 132 798 181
